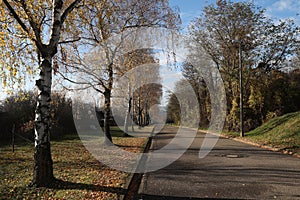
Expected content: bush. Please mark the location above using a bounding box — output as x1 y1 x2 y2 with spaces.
0 91 77 143
0 91 36 141
50 93 77 137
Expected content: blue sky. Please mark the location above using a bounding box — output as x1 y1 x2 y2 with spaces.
169 0 300 30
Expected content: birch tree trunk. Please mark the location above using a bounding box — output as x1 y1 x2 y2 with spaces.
2 0 85 187
33 56 55 187
32 0 81 187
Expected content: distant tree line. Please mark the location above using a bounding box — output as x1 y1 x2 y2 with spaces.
115 49 162 131
167 68 300 131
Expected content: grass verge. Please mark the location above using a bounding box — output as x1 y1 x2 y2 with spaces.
0 127 147 199
222 111 300 155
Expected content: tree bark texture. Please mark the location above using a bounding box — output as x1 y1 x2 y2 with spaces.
33 57 54 187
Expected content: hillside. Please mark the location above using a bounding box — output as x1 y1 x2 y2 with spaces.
245 111 300 154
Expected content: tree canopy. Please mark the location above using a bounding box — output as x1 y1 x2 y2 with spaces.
175 1 300 131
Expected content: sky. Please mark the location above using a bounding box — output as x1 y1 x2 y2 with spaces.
169 0 300 30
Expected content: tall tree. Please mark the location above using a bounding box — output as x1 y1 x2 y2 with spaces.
188 1 299 131
132 77 162 128
0 0 82 187
182 61 211 128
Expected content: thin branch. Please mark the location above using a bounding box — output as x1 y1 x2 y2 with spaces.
19 1 43 48
61 75 105 95
2 0 33 41
58 37 81 44
17 42 32 54
57 71 90 85
61 0 82 24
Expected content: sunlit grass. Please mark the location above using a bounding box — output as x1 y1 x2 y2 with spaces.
221 112 300 154
245 112 300 150
0 128 148 199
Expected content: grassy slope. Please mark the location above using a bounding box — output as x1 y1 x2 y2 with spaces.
245 111 300 151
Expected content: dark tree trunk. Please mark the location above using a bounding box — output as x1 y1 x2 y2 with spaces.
33 142 54 186
124 83 131 136
200 86 210 127
131 94 135 132
104 90 113 144
138 93 142 128
145 100 149 126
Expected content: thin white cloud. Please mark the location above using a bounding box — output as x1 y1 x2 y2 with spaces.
180 10 202 32
265 0 300 25
269 0 300 12
160 66 183 90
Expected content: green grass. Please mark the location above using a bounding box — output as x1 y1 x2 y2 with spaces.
220 112 300 154
0 127 148 199
244 111 300 151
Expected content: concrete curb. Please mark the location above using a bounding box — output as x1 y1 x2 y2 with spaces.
199 130 300 159
122 126 156 200
137 130 156 199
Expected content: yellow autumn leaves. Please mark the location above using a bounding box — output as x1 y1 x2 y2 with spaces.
0 32 5 46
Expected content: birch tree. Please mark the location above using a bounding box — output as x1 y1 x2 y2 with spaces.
0 0 82 187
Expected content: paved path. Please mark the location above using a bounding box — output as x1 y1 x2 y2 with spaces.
138 125 300 199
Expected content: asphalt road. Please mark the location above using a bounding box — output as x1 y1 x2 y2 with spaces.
138 125 300 200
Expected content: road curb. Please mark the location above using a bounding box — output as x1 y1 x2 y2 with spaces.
137 129 157 199
199 130 300 159
123 126 155 200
